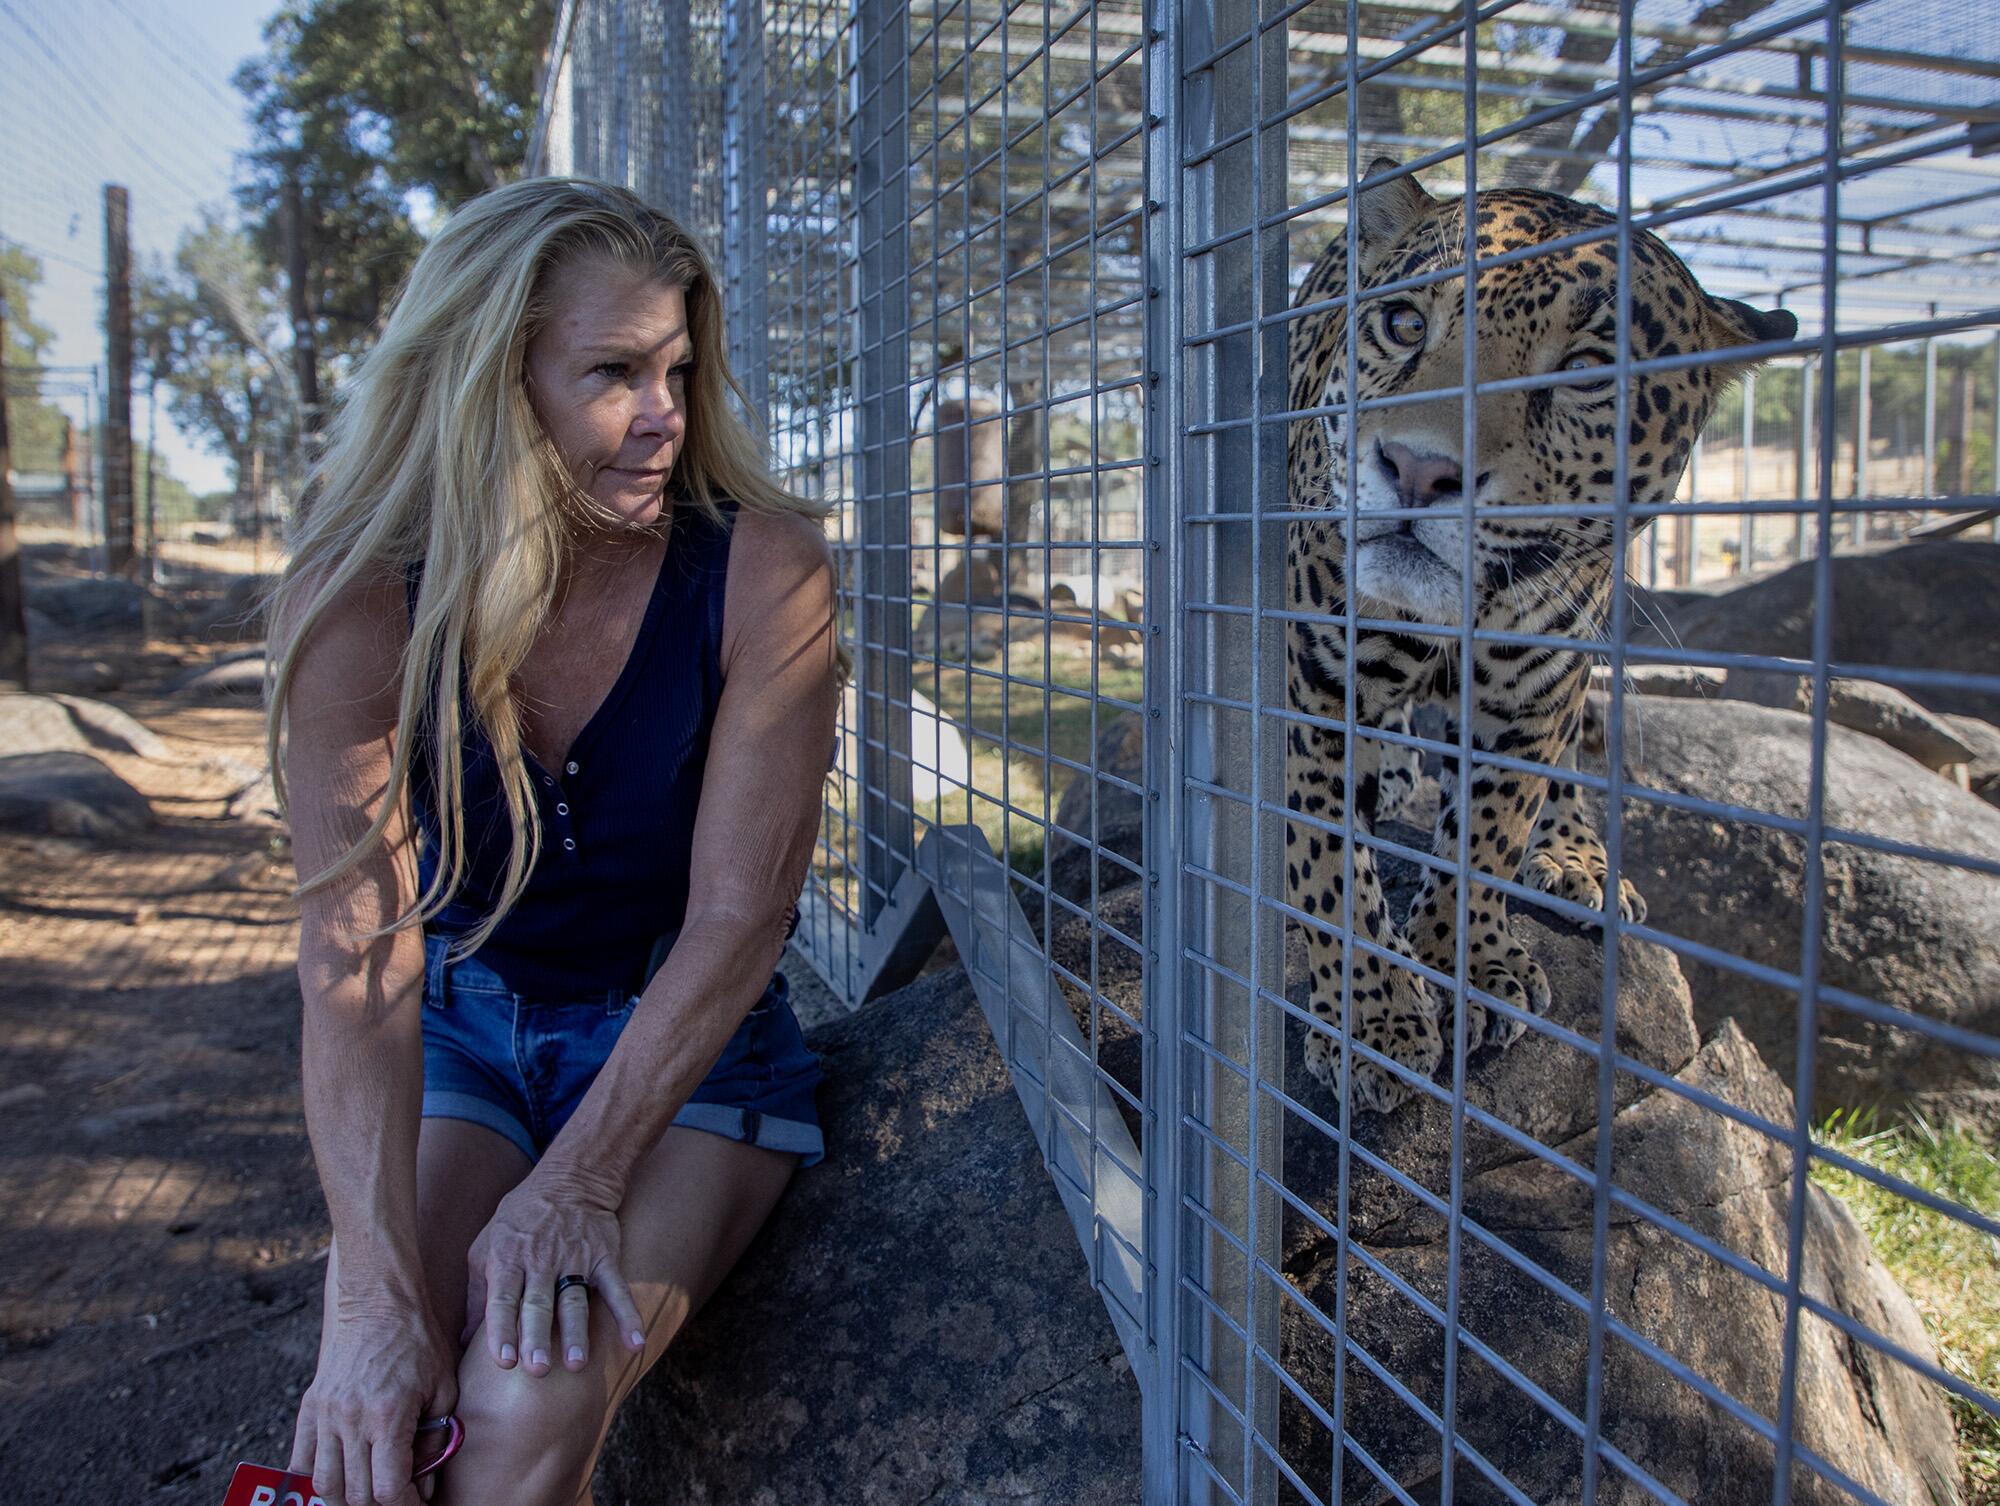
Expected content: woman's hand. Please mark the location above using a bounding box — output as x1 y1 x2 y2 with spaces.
291 1285 457 1506
464 1167 648 1373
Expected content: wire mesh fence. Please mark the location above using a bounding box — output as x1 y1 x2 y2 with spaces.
536 0 2000 1500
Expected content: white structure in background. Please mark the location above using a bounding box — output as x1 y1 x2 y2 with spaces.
840 684 970 805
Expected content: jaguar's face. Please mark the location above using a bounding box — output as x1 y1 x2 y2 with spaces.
1297 172 1795 627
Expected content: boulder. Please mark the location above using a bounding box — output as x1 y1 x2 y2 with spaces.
1943 713 2000 808
597 967 1141 1505
225 769 283 829
1047 711 1145 905
1636 540 2000 724
193 572 274 639
1589 662 1724 699
1040 816 1959 1503
1720 670 1976 772
0 693 171 760
0 694 96 757
51 695 173 759
0 752 153 839
171 651 268 700
1590 694 2000 1127
29 575 147 635
1280 1022 1961 1506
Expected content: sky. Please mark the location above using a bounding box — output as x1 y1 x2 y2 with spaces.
0 0 273 494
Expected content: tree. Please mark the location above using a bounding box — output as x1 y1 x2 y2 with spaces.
229 0 556 419
0 245 72 474
250 0 554 206
135 218 295 532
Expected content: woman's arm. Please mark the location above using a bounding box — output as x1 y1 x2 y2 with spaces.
463 508 840 1371
279 568 456 1506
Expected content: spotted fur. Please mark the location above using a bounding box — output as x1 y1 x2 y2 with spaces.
1285 161 1794 1113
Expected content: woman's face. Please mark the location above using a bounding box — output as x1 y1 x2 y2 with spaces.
525 256 691 528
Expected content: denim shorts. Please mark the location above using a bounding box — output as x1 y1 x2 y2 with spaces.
419 933 825 1168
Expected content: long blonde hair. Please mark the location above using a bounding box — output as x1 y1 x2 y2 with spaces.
267 176 825 953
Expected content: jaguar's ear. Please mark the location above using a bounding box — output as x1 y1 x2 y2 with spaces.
1705 294 1798 353
1354 157 1436 255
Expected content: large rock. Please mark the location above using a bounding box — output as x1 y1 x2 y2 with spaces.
29 575 147 635
1720 669 1976 772
1638 541 2000 725
597 968 1141 1506
1048 711 1145 905
0 693 98 757
1 693 172 760
1281 1022 1961 1506
171 649 269 700
1584 693 2000 1126
1045 829 1960 1502
0 752 153 839
1944 713 2000 808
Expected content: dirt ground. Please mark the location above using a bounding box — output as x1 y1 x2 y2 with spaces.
0 544 848 1503
1 643 326 1501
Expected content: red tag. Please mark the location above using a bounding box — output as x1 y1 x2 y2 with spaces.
220 1463 330 1506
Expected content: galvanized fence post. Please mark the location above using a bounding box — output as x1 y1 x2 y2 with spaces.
852 0 914 930
721 0 768 418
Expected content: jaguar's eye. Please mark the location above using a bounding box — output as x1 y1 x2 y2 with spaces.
1562 351 1613 389
1384 304 1427 349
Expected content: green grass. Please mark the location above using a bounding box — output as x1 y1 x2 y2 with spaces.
812 636 1146 910
914 637 1145 871
1811 1109 2000 1504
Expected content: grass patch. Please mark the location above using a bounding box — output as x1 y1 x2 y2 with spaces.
814 637 1145 913
1811 1108 2000 1504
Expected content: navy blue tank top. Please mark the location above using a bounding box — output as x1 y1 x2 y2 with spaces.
409 504 735 998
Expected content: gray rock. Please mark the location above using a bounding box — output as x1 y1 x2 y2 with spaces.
0 693 173 761
1591 693 2000 1127
0 752 153 839
1281 1023 1961 1506
30 575 147 633
193 572 275 639
1637 540 2000 724
172 652 268 699
0 694 96 757
1721 670 1977 771
225 770 283 828
1944 713 2000 808
1589 662 1724 699
1280 904 1701 1249
597 968 1142 1506
49 695 172 760
1048 711 1145 905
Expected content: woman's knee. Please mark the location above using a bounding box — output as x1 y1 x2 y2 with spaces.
436 1347 627 1505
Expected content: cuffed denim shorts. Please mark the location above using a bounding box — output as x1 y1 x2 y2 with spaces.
419 933 825 1168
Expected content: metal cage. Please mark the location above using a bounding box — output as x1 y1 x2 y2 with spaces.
533 1 2000 1500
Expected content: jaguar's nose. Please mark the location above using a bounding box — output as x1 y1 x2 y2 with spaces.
1377 441 1463 507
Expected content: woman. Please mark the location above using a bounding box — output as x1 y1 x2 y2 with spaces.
266 178 840 1506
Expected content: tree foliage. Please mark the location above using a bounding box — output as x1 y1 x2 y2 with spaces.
135 217 294 501
2 245 76 475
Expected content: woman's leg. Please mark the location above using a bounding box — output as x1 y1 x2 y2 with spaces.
431 1127 799 1506
414 1118 537 1344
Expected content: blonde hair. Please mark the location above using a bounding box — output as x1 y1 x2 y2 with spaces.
267 176 826 953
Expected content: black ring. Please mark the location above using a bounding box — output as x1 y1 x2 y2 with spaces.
555 1273 590 1298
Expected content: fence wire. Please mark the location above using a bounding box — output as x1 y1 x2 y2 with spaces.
537 0 2000 1501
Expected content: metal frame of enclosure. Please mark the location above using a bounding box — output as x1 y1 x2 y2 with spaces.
534 1 2000 1501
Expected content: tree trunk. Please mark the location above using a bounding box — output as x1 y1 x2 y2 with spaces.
0 305 30 689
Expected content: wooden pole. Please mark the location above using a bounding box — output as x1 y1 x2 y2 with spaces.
103 184 136 573
0 303 29 690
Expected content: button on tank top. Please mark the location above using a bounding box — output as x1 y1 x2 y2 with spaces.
408 504 736 999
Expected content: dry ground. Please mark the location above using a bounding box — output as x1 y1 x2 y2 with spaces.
0 557 845 1503
0 674 326 1503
